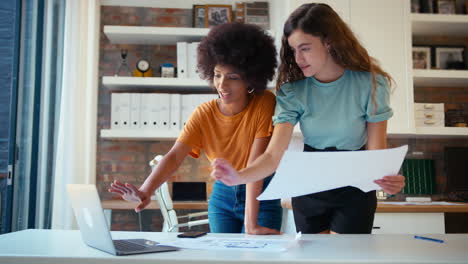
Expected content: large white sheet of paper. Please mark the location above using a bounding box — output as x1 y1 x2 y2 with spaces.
257 145 408 200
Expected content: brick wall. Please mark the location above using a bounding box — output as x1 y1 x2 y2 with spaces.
97 6 211 232
98 7 468 232
388 138 468 196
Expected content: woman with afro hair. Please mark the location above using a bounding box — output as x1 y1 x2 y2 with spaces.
109 23 282 235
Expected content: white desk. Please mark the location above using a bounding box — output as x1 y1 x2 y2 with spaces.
1 229 468 264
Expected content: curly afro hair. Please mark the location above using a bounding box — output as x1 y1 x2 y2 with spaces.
197 23 277 93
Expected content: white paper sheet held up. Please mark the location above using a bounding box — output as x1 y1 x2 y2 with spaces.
257 145 408 200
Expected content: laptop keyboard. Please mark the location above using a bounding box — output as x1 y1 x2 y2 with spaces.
113 239 149 252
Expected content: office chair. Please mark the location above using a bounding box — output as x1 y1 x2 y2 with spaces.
150 155 209 232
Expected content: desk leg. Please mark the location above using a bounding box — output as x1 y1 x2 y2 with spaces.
104 209 112 230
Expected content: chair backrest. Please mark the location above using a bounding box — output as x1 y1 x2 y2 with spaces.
150 155 179 232
155 182 179 232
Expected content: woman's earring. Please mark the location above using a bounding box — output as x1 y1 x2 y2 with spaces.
248 88 255 94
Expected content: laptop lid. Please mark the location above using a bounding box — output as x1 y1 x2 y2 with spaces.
172 182 207 201
67 184 117 255
67 184 179 256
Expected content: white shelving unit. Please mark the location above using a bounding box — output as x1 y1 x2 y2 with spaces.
104 26 210 45
389 127 468 138
104 25 275 45
102 25 214 139
102 5 468 140
101 129 181 141
102 76 212 92
413 69 468 88
102 76 276 92
411 13 468 37
415 127 468 137
101 128 304 141
102 24 278 140
410 12 468 138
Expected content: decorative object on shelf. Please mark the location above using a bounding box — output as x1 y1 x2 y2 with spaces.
445 147 468 198
234 2 245 23
114 49 131 76
435 0 457 14
206 5 232 27
245 2 269 30
376 190 388 200
401 159 435 195
161 63 175 78
445 104 467 127
415 103 445 127
420 0 435 13
411 0 421 13
412 46 431 69
133 59 153 77
193 5 206 28
435 46 465 70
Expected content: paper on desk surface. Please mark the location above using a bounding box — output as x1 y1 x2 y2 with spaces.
257 145 408 201
165 236 298 252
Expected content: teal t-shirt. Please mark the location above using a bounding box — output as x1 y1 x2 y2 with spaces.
272 70 393 150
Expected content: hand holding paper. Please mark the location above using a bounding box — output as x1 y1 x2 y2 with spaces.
374 174 406 194
257 145 408 200
211 158 244 186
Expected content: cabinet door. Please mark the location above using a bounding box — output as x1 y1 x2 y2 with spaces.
373 213 445 234
349 0 415 134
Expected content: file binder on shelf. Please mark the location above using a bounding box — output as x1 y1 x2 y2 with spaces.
159 93 171 130
148 93 160 129
111 93 120 129
119 93 131 129
139 93 151 129
181 94 192 127
188 42 200 80
130 93 141 129
401 159 435 195
170 94 181 130
177 42 188 78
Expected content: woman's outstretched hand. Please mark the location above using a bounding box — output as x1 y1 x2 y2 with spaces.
210 158 243 186
374 175 405 194
108 180 150 212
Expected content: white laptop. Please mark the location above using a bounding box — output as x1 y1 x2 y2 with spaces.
67 184 179 256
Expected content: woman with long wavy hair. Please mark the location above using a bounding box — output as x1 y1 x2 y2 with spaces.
211 3 405 234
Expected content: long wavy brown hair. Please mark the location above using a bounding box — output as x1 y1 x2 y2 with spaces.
276 3 394 112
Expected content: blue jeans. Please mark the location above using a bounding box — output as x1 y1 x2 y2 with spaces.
208 175 282 233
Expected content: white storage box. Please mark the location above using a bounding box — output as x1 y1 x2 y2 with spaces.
414 103 445 127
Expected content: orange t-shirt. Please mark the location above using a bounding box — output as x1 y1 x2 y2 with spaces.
177 90 276 171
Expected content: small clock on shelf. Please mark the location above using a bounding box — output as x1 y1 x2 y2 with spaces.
133 59 153 77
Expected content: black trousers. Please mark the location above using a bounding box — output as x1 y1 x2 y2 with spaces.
291 144 377 234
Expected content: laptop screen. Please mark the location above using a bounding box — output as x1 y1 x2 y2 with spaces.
172 182 207 201
445 147 468 191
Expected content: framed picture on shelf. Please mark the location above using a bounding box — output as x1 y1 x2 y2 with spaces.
435 0 457 14
193 5 206 28
420 0 434 13
206 5 232 27
435 46 465 70
245 2 270 29
412 46 431 69
410 0 421 13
